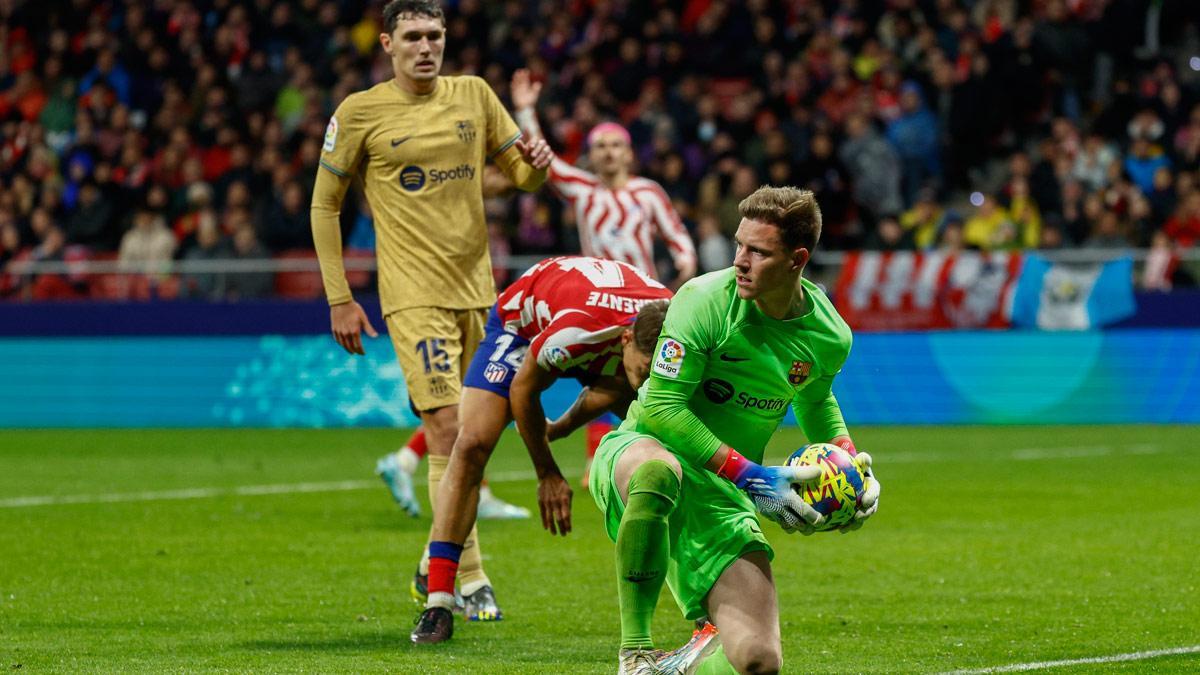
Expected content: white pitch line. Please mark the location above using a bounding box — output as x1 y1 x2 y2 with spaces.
943 645 1200 673
0 469 558 509
0 443 1164 509
1010 446 1112 460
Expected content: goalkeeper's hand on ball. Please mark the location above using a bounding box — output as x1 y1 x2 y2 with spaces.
834 438 881 533
717 449 824 533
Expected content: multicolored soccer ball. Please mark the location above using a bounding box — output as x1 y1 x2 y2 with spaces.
785 443 866 531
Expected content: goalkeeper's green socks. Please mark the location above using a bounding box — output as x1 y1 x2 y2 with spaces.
616 460 680 650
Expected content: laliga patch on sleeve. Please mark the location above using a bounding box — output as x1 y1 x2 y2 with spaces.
652 339 685 379
540 345 572 369
323 116 338 152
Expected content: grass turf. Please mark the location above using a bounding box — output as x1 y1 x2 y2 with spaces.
1 425 1197 673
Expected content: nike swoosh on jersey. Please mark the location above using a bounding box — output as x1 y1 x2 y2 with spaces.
719 353 750 362
391 136 411 147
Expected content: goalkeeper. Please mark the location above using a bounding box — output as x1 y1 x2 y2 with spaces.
589 186 881 674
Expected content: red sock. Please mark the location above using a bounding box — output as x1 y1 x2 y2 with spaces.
427 541 462 596
406 427 428 459
585 419 614 460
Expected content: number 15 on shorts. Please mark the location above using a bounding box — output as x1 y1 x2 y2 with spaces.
416 338 451 374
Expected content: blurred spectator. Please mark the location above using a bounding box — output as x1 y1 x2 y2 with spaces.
66 181 117 249
1142 231 1177 291
225 227 272 300
1005 179 1042 249
1072 134 1118 192
937 213 966 253
1124 137 1171 196
716 166 759 235
1084 210 1130 249
182 216 231 301
964 195 1019 250
840 114 903 227
866 215 914 252
259 180 312 251
900 188 943 250
1039 225 1065 250
1164 192 1200 249
487 220 511 289
117 206 176 273
886 82 941 205
695 214 732 273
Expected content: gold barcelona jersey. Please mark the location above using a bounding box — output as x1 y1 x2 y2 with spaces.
318 76 520 315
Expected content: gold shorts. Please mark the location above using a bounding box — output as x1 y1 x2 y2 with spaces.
386 306 487 412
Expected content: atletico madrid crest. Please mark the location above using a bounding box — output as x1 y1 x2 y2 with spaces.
789 360 811 385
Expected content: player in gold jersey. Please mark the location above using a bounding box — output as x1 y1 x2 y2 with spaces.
310 0 553 621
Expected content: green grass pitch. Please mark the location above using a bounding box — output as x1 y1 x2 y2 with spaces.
1 425 1198 673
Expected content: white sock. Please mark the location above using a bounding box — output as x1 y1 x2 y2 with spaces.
427 591 455 610
460 578 489 597
478 484 494 501
418 546 430 576
397 447 420 475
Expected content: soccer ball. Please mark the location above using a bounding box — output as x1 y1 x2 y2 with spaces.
785 443 866 531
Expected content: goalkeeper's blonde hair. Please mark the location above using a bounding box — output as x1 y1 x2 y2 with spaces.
737 186 823 252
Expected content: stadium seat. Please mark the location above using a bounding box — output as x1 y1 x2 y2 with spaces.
31 273 85 300
344 249 375 290
274 250 325 299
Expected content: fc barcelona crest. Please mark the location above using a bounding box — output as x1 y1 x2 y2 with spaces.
789 360 812 385
456 120 476 143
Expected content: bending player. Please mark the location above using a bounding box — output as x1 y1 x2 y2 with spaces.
410 256 672 644
589 187 881 673
509 68 699 485
311 0 552 625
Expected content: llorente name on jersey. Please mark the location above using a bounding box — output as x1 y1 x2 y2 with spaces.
585 292 656 313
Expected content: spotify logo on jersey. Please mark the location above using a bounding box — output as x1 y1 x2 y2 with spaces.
400 166 426 191
702 378 734 404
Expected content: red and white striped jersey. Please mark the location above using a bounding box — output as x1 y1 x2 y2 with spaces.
548 158 697 278
497 256 672 377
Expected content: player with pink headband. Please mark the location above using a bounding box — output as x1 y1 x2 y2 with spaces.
509 68 699 488
510 69 698 286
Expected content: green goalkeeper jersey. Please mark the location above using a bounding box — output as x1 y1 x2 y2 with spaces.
622 267 853 468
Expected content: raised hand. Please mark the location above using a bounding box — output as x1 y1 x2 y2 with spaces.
511 68 542 110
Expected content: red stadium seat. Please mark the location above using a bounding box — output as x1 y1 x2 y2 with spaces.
274 250 325 299
32 274 85 300
344 249 374 290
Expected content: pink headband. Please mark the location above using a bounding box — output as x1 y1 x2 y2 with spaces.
587 122 631 148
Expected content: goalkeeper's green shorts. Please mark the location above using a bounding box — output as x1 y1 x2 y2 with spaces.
589 428 773 621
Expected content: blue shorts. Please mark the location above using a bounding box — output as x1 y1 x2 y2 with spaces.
462 307 530 399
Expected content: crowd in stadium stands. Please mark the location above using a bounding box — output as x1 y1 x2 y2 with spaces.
0 0 1198 300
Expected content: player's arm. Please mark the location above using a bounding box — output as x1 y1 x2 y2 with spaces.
637 284 823 531
510 68 596 202
644 182 698 287
478 75 550 192
491 139 551 191
311 115 377 355
482 166 514 197
639 354 823 532
546 376 631 441
509 350 573 537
